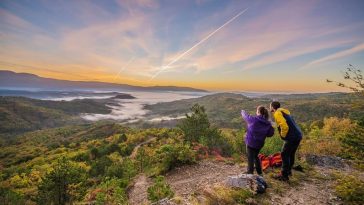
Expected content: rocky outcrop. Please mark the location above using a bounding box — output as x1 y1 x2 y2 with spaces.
305 154 349 169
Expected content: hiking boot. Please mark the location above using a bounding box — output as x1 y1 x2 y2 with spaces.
242 171 253 175
273 173 289 181
292 165 304 172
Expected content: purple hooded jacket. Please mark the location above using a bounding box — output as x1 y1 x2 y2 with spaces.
241 110 274 150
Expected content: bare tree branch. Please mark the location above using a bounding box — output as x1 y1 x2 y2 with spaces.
327 64 364 95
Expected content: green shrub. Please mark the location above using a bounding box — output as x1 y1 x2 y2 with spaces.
9 173 31 188
338 126 364 160
136 147 151 173
335 175 364 204
90 147 99 159
230 188 254 204
46 142 61 149
308 126 322 140
0 187 25 205
72 151 89 162
94 177 128 205
106 162 124 178
154 143 196 174
357 116 364 127
89 156 113 177
147 176 174 202
95 192 107 205
121 158 137 181
232 129 246 155
260 134 283 155
118 133 127 143
119 143 134 157
97 143 121 156
204 186 253 205
204 127 233 156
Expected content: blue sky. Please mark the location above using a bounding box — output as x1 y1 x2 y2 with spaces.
1 0 364 91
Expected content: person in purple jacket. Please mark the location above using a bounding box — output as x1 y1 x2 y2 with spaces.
241 106 275 175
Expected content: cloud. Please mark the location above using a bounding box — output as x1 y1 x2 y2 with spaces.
303 43 364 68
176 0 363 72
118 0 160 9
173 0 319 71
243 39 355 70
0 8 37 31
1 0 167 83
58 5 171 78
150 7 249 79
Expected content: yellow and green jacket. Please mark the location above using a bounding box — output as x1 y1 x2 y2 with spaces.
273 108 302 141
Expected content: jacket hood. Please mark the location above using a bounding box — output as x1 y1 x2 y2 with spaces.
255 115 272 125
277 108 290 115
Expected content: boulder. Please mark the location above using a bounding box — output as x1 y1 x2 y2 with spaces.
225 174 267 193
225 174 255 188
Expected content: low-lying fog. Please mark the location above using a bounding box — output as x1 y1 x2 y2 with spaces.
80 91 205 122
0 89 206 123
1 89 274 123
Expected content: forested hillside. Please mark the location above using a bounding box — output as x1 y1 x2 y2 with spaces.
0 97 111 140
145 92 364 128
0 93 363 204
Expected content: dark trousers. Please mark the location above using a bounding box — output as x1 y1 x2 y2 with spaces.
246 145 262 175
281 140 301 177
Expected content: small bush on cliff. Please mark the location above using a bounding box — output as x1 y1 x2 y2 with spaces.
147 176 174 202
153 143 196 174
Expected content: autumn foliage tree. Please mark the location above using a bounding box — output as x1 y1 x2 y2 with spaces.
326 65 364 159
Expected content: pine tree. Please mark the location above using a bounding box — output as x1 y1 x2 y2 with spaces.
37 157 87 205
178 103 210 143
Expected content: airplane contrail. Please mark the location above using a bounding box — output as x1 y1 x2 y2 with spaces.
150 7 249 80
114 56 135 80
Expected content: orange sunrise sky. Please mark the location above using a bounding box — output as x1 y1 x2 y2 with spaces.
1 0 364 92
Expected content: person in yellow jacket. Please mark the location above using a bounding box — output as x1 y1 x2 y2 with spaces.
270 101 302 181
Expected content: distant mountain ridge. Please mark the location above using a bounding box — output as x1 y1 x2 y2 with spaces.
0 70 207 92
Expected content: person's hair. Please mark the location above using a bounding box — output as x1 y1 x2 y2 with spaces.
270 101 281 110
257 106 269 120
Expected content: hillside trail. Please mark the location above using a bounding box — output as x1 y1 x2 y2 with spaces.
128 174 153 205
127 137 157 205
127 158 360 205
129 137 157 159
